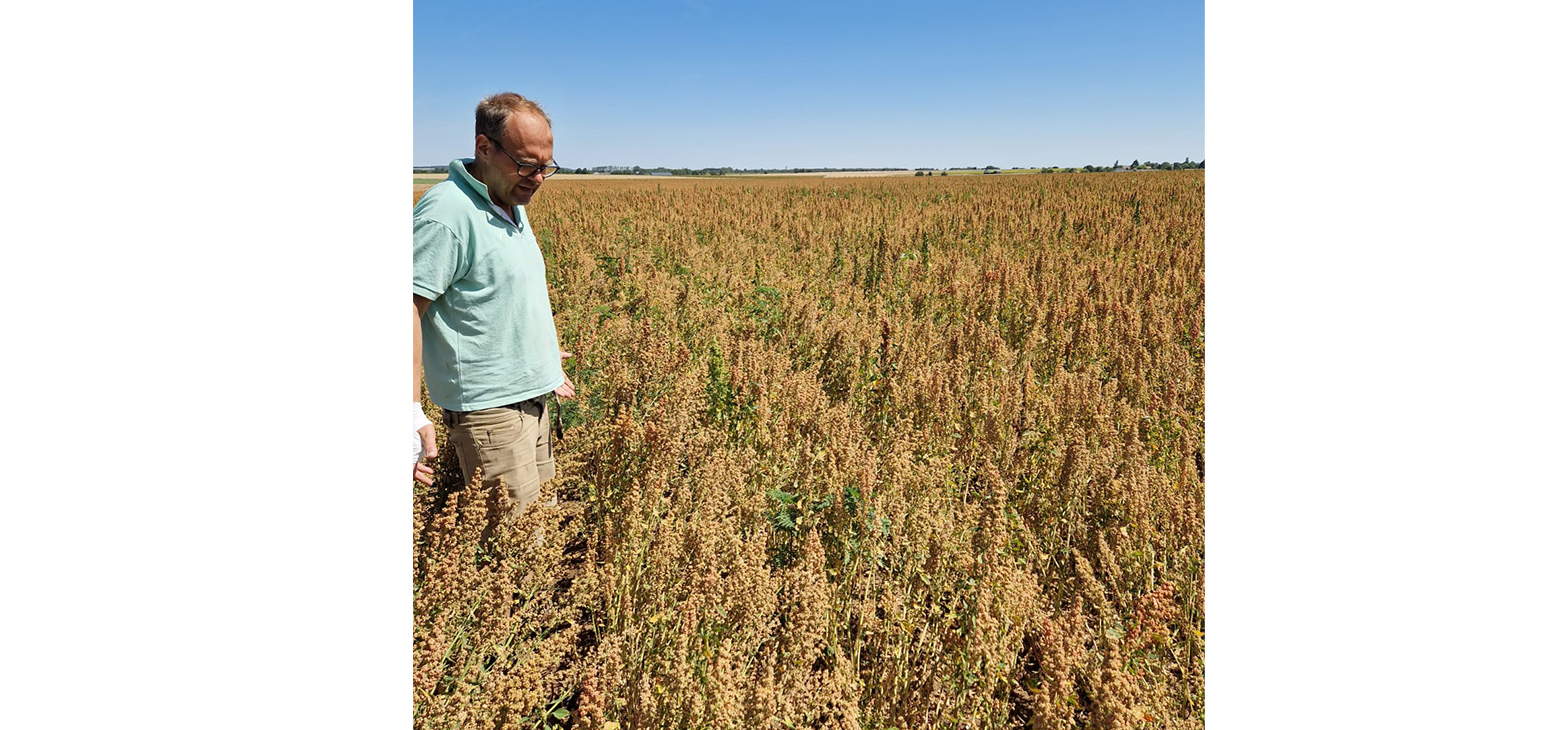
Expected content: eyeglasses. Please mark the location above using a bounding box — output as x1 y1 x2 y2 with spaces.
492 140 560 178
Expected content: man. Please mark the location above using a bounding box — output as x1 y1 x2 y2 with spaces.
411 92 575 519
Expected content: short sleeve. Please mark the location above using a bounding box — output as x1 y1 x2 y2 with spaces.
413 218 466 301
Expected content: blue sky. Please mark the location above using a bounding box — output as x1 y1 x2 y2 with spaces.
413 0 1203 169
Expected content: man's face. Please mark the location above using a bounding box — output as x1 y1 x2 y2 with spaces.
475 110 554 209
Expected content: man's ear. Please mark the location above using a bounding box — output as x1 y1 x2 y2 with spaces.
475 134 492 156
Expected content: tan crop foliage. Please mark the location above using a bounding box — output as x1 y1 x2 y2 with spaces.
414 171 1204 729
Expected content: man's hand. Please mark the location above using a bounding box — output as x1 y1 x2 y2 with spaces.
554 373 575 399
413 404 438 486
555 350 575 399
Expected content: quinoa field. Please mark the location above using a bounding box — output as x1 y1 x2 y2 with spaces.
413 171 1206 729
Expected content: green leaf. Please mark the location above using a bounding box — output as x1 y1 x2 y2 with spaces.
552 708 570 720
767 488 798 505
845 483 861 501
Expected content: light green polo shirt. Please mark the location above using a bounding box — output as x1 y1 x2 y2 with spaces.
413 159 565 412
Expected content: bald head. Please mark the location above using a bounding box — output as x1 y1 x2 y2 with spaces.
475 92 551 149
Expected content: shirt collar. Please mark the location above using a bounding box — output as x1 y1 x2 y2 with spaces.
450 158 524 231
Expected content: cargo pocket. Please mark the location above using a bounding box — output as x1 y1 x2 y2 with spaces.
473 419 520 449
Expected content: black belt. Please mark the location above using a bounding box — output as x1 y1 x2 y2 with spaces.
441 395 546 427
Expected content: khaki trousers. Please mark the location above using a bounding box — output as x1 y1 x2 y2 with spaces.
443 396 556 518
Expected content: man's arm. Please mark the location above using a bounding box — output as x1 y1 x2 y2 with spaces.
414 295 432 401
413 295 437 485
412 216 460 486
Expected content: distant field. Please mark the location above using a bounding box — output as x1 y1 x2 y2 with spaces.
411 169 1138 205
409 169 1152 206
412 175 446 202
945 169 1049 175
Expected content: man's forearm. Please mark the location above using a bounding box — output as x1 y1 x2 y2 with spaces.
413 300 424 403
